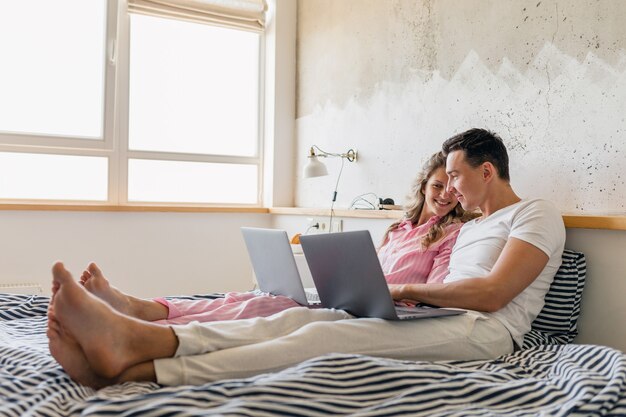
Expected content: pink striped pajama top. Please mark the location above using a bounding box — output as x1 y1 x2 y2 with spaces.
154 216 462 325
378 216 463 285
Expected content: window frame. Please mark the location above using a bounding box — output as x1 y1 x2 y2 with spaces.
0 0 266 207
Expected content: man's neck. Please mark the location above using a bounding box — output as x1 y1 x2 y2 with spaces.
479 184 521 217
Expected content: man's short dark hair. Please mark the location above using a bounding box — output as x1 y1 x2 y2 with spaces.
441 128 510 181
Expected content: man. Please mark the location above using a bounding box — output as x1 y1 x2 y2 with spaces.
391 128 565 347
47 128 565 388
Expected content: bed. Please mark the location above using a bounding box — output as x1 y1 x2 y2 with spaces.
1 251 625 416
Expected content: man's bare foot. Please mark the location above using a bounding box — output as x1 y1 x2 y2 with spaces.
47 314 114 389
50 262 178 380
80 263 168 322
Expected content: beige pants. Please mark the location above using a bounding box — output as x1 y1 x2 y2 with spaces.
154 307 513 386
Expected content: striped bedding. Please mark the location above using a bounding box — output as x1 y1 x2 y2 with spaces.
2 294 625 416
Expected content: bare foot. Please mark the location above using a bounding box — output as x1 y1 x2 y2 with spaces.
80 263 168 321
47 314 113 389
79 263 134 316
50 262 177 380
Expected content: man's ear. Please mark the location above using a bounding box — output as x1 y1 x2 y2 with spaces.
482 162 496 182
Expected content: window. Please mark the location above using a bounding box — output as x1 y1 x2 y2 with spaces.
0 0 267 206
0 0 107 140
0 152 108 201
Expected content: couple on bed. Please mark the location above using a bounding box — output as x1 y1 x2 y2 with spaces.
47 128 566 388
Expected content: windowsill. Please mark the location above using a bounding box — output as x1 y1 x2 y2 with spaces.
0 203 268 214
2 204 625 230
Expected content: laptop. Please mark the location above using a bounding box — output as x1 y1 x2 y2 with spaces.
299 230 466 320
241 227 320 306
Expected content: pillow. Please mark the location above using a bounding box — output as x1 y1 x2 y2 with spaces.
521 249 586 349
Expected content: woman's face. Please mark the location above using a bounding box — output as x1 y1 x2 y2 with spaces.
421 167 458 218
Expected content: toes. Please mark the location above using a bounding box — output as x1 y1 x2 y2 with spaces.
48 306 56 320
48 318 61 333
52 262 74 286
47 319 61 338
87 262 103 279
79 270 91 285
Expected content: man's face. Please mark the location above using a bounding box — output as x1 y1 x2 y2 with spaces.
445 150 486 212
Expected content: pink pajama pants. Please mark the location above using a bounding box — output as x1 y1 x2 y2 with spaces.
152 292 300 325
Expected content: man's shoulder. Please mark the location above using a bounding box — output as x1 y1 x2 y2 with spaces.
510 198 566 256
519 198 558 209
514 198 561 218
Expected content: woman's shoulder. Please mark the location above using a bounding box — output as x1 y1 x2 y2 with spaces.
430 221 463 246
444 220 465 233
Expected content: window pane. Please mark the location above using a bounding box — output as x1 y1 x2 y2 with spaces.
128 159 258 204
128 15 259 156
0 0 106 139
0 152 108 201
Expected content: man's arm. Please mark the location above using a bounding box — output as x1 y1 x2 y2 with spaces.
389 237 549 312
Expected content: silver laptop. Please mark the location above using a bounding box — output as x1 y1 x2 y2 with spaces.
299 230 466 320
241 227 320 306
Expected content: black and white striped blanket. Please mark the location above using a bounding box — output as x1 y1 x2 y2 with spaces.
2 293 626 416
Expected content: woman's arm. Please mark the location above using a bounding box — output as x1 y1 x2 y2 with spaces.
424 228 460 283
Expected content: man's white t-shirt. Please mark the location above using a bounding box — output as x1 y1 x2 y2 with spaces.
444 198 566 347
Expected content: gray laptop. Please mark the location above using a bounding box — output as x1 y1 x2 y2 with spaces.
241 227 320 306
299 230 466 320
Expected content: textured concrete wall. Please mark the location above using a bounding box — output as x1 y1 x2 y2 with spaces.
295 0 626 213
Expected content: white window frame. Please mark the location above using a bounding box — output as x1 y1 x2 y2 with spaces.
0 0 270 207
0 0 118 205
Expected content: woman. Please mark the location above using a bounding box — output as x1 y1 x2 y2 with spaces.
379 151 475 285
79 151 472 325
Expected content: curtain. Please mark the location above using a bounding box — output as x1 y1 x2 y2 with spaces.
128 0 267 32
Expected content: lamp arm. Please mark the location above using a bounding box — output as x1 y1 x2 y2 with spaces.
310 145 357 162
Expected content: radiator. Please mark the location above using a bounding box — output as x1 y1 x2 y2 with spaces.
0 283 44 295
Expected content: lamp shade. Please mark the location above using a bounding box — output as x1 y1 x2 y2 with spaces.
303 156 329 178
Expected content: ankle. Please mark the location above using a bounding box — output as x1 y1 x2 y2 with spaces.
117 361 157 383
132 298 169 322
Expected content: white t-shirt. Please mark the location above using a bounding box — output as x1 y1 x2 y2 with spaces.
444 198 566 347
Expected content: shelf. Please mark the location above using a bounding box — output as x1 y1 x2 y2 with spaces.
2 204 625 230
270 207 626 231
562 214 626 231
269 207 404 219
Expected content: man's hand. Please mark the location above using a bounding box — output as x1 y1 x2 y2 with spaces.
388 284 408 300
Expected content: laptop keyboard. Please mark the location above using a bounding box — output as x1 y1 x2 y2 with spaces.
305 289 320 303
395 305 434 314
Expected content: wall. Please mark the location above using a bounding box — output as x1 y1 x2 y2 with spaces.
0 211 270 297
565 228 626 350
263 0 297 207
295 0 626 214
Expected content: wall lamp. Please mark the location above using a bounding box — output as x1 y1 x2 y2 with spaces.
303 145 358 231
303 145 358 179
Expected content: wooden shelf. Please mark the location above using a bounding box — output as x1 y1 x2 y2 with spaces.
562 214 626 231
270 207 626 231
2 204 625 230
269 207 404 219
